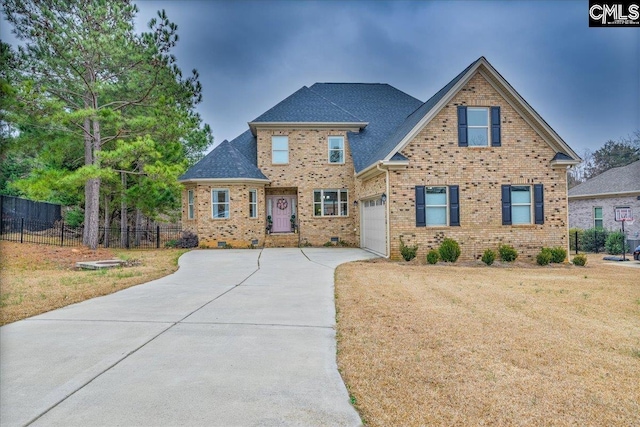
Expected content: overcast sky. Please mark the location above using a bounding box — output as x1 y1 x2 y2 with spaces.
2 0 639 157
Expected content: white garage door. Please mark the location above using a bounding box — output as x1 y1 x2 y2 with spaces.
361 199 386 255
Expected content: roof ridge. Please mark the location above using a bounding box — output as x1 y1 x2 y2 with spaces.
307 85 364 122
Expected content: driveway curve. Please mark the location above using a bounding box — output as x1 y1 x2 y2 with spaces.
0 248 378 427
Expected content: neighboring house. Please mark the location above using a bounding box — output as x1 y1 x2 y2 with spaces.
179 57 580 260
568 160 640 241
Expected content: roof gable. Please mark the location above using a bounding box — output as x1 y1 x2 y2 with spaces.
369 57 580 173
569 160 640 198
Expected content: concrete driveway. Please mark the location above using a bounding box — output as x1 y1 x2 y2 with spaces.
0 248 378 427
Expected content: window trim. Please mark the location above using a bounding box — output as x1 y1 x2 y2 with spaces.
211 188 230 219
510 185 532 225
187 189 195 220
467 107 490 147
271 135 289 164
313 189 349 217
425 186 448 227
328 136 345 164
249 189 258 219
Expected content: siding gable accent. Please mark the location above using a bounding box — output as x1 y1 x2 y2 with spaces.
457 106 468 147
491 106 501 147
534 183 544 224
501 185 512 225
449 185 460 226
415 185 426 227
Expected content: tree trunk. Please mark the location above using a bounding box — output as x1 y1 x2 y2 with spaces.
134 208 142 247
86 95 102 250
82 116 92 246
103 194 110 248
120 172 128 247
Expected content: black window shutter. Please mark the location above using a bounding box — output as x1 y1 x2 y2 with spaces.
501 185 512 225
415 186 426 227
491 106 501 147
449 185 460 226
457 106 468 147
534 184 544 224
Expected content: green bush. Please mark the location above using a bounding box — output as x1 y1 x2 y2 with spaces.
399 237 418 261
549 246 567 263
426 249 439 264
536 248 552 266
438 238 461 262
569 228 583 252
481 249 495 266
572 254 587 266
498 244 518 262
581 227 608 253
64 207 84 228
605 231 627 255
165 239 178 248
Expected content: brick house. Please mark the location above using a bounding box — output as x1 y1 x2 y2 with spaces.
179 57 580 260
569 160 640 244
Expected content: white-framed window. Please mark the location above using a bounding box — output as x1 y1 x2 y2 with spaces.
328 136 345 164
425 186 447 226
313 189 348 217
211 189 229 219
249 189 257 218
467 107 489 147
187 189 195 220
594 207 603 228
511 185 532 224
272 136 289 164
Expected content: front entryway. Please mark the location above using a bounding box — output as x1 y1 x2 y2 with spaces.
267 195 296 233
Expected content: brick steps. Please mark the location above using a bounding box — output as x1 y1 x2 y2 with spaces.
264 232 299 248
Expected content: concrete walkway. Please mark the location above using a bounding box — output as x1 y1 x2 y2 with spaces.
0 248 378 427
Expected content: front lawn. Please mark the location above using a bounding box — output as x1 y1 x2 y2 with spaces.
336 255 640 426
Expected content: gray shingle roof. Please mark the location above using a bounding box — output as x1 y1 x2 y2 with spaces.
179 139 268 181
568 160 640 197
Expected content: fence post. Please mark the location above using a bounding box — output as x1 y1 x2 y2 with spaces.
575 230 578 255
126 226 130 249
156 225 160 249
20 217 24 243
61 220 65 247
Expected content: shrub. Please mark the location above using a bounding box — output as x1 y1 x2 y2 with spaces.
549 246 567 263
64 207 84 228
426 249 439 264
572 254 587 266
536 248 552 266
438 238 461 262
323 241 334 247
498 244 518 262
176 231 198 248
605 231 627 255
399 237 418 261
481 249 495 266
165 239 178 248
581 227 608 253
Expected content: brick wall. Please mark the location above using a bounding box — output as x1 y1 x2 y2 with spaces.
388 73 570 261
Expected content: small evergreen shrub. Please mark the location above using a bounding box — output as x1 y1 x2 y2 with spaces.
572 254 587 266
536 248 552 266
399 237 418 261
605 231 626 255
65 207 84 228
581 227 608 253
426 249 439 264
549 246 567 263
438 238 461 262
498 244 518 262
323 241 334 247
165 239 178 248
176 231 199 248
481 249 495 266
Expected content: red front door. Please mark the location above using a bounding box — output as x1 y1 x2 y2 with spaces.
269 196 292 233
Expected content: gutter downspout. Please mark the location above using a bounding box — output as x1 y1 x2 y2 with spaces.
376 162 391 258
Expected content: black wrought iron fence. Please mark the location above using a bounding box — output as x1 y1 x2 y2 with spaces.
0 217 182 249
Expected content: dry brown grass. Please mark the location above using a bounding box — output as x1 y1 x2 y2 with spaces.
0 241 187 325
336 254 640 426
